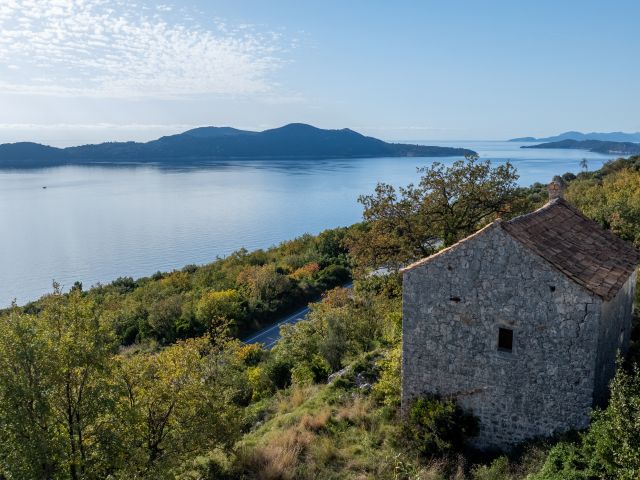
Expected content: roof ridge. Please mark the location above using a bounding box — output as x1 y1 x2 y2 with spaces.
400 221 501 273
501 198 640 301
505 197 639 259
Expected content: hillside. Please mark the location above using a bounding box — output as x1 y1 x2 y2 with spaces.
522 139 640 155
0 123 475 168
509 131 640 142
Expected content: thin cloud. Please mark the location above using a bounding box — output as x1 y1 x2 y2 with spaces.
0 0 285 98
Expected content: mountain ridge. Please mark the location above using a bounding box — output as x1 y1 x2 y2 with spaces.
0 123 476 168
509 131 640 143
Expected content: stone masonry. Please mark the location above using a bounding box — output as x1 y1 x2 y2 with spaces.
401 181 640 450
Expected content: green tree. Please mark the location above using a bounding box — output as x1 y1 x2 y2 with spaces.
567 167 640 246
237 264 293 311
195 289 242 339
580 158 589 172
0 288 117 480
350 155 519 271
115 337 243 477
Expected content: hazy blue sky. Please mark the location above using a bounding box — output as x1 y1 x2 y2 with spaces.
1 0 639 145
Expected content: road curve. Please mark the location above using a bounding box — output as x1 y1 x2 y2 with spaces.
243 282 353 349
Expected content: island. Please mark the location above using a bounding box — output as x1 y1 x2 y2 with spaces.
509 131 640 143
522 139 640 155
0 123 476 168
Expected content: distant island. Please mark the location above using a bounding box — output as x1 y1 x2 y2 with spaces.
0 123 475 168
522 139 640 155
509 131 640 143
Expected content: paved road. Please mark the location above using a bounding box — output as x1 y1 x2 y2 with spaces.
243 305 311 349
243 282 353 349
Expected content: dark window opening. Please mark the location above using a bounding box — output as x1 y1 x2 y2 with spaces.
549 286 556 292
498 328 513 352
450 296 461 303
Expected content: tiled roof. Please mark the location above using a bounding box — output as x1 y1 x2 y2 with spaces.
501 198 640 301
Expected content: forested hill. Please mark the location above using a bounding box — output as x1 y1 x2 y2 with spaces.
0 123 475 168
523 139 640 155
509 131 640 142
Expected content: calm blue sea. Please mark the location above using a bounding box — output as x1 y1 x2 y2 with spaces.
0 141 614 306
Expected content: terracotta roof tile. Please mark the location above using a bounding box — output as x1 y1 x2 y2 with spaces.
501 198 640 301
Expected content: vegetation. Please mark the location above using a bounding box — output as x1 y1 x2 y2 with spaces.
14 228 351 347
349 154 521 272
1 154 639 478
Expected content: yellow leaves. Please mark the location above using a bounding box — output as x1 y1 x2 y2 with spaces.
289 262 320 281
195 289 242 337
235 343 265 366
237 264 292 304
158 270 192 292
567 168 640 246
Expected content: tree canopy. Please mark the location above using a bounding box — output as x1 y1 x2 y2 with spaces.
349 155 519 271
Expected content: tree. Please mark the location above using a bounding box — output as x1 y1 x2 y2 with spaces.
580 157 589 172
196 289 242 339
115 337 242 477
0 288 117 480
566 167 640 246
236 264 293 311
349 155 519 271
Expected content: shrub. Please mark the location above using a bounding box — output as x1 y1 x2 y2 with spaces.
291 364 315 386
309 354 331 383
373 344 401 407
405 396 479 458
531 362 640 480
235 343 265 366
247 366 272 402
471 456 512 480
265 357 292 390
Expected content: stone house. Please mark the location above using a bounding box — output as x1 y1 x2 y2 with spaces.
401 178 640 450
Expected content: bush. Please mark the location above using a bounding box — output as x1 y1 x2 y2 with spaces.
308 355 331 383
291 364 315 386
405 396 479 458
315 264 350 290
472 456 511 480
531 362 640 480
265 358 292 390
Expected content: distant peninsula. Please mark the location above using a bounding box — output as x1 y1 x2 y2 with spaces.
0 123 476 168
509 131 640 143
522 139 640 155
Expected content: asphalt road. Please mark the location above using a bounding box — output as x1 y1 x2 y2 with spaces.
243 305 311 349
243 282 353 349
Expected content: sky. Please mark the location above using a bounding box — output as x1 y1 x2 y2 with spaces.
0 0 639 146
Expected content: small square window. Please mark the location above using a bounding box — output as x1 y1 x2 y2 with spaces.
498 328 513 352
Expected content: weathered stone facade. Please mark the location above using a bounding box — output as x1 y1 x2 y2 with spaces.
593 271 637 406
401 203 639 450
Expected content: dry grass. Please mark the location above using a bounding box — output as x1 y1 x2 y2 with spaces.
276 385 318 414
238 427 315 480
336 395 372 426
300 408 331 432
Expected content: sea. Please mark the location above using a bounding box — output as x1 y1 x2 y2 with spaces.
0 141 614 306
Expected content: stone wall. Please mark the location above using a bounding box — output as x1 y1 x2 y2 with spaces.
402 222 601 450
593 270 637 406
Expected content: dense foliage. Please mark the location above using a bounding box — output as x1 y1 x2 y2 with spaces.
16 228 351 347
349 154 521 272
